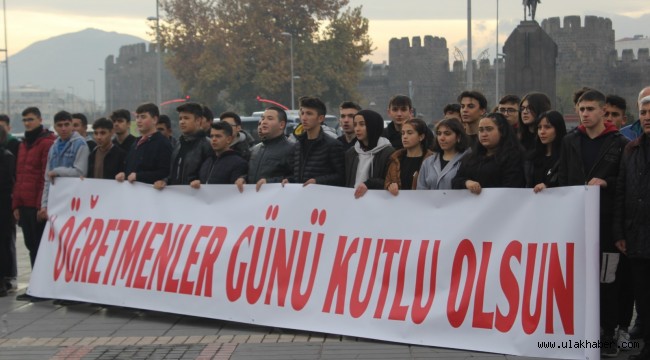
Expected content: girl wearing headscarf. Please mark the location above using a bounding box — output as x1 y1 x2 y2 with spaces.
344 109 394 198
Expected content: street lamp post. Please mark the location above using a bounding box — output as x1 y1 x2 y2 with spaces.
1 0 9 114
148 0 162 107
281 32 295 110
495 0 499 103
467 0 473 90
88 79 96 119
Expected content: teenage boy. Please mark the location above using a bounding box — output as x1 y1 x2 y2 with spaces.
0 114 18 292
283 96 345 186
497 94 521 128
87 118 126 179
236 106 293 192
0 114 19 159
156 115 178 148
0 126 15 297
154 102 212 188
72 113 97 151
41 111 90 218
12 108 55 274
116 103 172 185
220 111 251 161
111 109 136 152
442 103 461 120
558 89 628 357
383 95 413 149
458 90 488 146
192 121 247 187
337 101 361 150
604 95 628 129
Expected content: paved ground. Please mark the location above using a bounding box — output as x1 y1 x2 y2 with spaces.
0 233 643 359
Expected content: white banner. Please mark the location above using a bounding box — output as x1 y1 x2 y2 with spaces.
30 178 599 359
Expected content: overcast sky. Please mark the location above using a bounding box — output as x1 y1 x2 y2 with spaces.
3 0 650 62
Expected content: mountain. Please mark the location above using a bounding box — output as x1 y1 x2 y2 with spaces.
8 28 147 105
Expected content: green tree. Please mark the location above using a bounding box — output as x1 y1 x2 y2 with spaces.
159 0 372 113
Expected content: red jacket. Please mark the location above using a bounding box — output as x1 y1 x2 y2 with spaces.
12 128 56 210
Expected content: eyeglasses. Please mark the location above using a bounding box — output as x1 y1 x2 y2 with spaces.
498 107 519 115
520 106 531 113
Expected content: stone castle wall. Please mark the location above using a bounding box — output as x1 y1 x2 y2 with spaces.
360 15 650 121
105 43 182 114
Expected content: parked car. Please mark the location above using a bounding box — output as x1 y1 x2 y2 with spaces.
251 110 339 137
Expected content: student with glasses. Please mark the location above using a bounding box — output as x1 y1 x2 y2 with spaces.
497 94 521 129
518 92 551 153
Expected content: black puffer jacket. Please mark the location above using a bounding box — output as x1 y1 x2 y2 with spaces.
199 150 248 184
124 132 173 184
289 129 345 186
167 132 213 185
613 135 650 258
247 135 294 184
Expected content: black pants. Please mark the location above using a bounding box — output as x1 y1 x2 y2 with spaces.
0 209 16 279
17 207 46 268
631 258 650 343
617 254 635 328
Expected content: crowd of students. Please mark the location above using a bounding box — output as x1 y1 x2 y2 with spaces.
1 86 650 359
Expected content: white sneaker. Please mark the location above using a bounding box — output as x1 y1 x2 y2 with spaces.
618 328 631 351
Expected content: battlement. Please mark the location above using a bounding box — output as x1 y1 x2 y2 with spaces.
613 48 650 63
389 35 447 52
451 58 504 73
541 15 612 34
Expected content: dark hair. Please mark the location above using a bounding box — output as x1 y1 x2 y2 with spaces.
457 90 488 110
354 109 385 150
572 87 592 105
92 117 114 131
176 102 204 118
22 107 41 118
605 94 627 112
402 118 432 153
110 109 131 122
202 105 214 122
0 114 9 126
212 121 234 137
466 113 522 166
443 103 460 114
499 94 521 106
433 118 469 154
266 106 287 124
0 124 6 144
71 113 88 126
220 111 242 125
340 101 361 111
135 103 160 118
388 95 413 109
299 96 327 116
578 89 606 106
157 114 172 129
519 92 552 147
531 110 567 162
53 110 72 123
